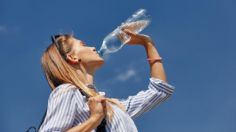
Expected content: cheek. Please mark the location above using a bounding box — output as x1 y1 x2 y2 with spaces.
77 49 92 59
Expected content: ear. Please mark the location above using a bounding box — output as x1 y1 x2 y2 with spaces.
66 53 78 64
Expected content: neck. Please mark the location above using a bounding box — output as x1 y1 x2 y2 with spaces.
84 70 95 85
75 65 97 86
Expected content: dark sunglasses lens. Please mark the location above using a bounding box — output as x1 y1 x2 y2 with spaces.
51 35 61 43
54 35 61 39
51 36 54 42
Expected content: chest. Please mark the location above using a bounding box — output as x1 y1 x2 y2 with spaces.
74 97 130 124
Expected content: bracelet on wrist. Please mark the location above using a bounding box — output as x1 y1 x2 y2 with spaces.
147 57 162 63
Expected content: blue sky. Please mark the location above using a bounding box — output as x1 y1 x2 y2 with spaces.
1 0 236 131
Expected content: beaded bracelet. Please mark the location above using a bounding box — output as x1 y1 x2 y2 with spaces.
147 57 162 63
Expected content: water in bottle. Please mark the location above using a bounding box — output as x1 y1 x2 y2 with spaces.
98 9 151 57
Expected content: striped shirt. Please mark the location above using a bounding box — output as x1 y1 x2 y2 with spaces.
39 77 175 132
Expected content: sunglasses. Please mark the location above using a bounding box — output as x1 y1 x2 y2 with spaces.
51 35 62 50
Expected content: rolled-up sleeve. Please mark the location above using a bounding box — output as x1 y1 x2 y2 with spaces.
39 84 77 132
120 77 175 119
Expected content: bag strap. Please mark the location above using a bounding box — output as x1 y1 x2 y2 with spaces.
37 110 47 131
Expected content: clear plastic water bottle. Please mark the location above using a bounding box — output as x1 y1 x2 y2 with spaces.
98 9 151 57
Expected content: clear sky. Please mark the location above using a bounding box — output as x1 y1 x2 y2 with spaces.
1 0 236 131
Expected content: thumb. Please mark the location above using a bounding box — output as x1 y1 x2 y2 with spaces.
101 99 107 108
122 29 136 36
101 99 107 115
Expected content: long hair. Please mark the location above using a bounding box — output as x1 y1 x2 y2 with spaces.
41 35 125 121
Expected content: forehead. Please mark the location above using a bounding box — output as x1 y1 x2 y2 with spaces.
69 38 84 46
68 38 86 53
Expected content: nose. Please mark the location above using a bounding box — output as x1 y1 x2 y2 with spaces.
91 47 98 54
92 47 96 51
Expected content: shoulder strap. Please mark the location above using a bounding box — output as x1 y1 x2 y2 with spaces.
37 109 47 131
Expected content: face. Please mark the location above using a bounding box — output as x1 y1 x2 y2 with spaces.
67 37 104 69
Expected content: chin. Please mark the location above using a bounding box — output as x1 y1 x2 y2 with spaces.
96 59 105 67
89 59 104 69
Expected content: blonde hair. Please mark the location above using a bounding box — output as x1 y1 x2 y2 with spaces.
41 35 125 121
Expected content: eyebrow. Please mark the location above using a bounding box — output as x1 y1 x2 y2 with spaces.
81 41 87 46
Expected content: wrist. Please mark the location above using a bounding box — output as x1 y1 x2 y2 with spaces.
142 40 162 63
90 114 104 124
143 39 155 48
147 57 162 63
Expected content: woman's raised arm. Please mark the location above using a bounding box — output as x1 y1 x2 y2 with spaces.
123 29 167 82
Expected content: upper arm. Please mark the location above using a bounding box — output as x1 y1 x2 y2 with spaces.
120 77 175 119
39 84 78 132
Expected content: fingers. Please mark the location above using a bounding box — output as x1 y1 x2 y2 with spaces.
94 95 107 112
88 95 106 104
88 95 107 120
101 99 107 114
118 32 126 42
122 29 137 36
97 95 106 102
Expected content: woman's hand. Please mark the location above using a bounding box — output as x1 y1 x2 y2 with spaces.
121 29 153 46
88 95 107 124
66 95 107 132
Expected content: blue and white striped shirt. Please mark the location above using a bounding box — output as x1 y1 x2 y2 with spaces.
39 77 174 132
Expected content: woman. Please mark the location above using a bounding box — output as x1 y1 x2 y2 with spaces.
39 29 174 132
